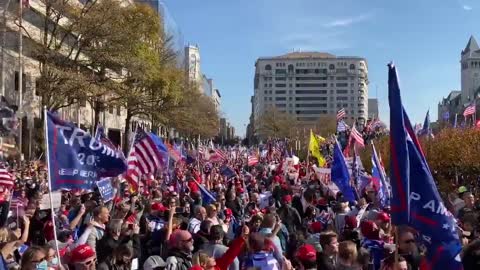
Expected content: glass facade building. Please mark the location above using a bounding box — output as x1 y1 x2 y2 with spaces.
135 0 185 67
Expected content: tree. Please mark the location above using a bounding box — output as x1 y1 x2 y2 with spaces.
256 107 298 140
165 85 220 139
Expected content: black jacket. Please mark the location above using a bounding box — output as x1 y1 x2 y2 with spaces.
96 233 141 264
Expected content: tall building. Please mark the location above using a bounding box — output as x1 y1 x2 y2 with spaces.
461 36 480 105
438 91 462 123
185 45 202 92
368 98 379 119
212 89 221 112
252 52 368 136
135 0 185 66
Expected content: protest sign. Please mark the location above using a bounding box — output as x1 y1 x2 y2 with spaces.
97 178 115 202
39 191 62 210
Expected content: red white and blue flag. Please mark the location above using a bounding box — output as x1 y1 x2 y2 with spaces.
125 128 166 189
388 63 462 270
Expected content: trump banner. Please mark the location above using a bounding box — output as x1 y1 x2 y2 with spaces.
46 111 126 190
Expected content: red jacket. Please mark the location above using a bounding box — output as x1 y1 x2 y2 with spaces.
214 236 246 270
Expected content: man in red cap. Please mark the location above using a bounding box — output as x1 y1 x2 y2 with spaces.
70 244 97 270
277 194 301 234
296 244 317 270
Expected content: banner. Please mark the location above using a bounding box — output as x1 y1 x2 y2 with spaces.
46 111 126 190
39 191 62 210
96 178 114 202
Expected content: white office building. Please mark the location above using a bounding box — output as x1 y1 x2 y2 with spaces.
252 52 368 134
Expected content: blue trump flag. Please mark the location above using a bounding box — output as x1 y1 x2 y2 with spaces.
371 142 390 208
220 165 236 179
191 178 216 205
46 111 126 190
388 64 462 270
331 139 356 202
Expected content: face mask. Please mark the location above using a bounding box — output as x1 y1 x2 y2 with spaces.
36 260 48 270
49 257 59 266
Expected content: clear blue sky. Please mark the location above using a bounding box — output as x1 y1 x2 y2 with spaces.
164 0 479 137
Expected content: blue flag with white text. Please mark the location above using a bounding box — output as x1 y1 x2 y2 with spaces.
47 112 127 190
388 64 462 270
331 140 356 202
371 143 390 208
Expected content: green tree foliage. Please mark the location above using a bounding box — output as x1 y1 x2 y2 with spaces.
256 107 298 140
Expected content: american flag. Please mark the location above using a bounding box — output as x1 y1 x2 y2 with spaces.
337 120 348 132
463 104 476 117
349 125 365 147
125 128 164 189
210 149 227 162
336 108 346 121
247 155 258 166
0 168 14 188
198 145 206 156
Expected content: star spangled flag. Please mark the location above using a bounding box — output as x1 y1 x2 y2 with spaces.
463 104 475 117
337 108 346 120
371 142 390 208
331 139 356 202
0 168 13 188
46 111 126 190
419 110 434 138
349 125 364 147
191 178 216 205
166 142 181 162
247 155 258 166
388 63 462 270
125 128 166 189
337 120 348 132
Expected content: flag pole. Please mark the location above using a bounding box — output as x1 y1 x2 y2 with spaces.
43 107 61 259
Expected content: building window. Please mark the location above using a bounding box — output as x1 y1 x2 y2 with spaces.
336 96 348 101
275 84 286 87
269 97 272 101
296 90 327 94
275 77 286 81
275 69 286 75
336 83 348 87
275 90 286 94
295 83 327 87
35 78 40 96
329 64 335 70
264 83 268 87
288 64 294 73
116 105 121 116
14 71 26 92
265 64 272 70
79 97 87 107
350 64 355 70
275 97 286 101
109 105 114 114
336 90 348 94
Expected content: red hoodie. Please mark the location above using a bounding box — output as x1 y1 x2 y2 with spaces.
190 236 246 270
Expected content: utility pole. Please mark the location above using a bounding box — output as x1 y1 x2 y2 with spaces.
18 0 24 160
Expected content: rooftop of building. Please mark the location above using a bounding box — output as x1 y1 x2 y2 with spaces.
462 36 480 58
257 51 366 61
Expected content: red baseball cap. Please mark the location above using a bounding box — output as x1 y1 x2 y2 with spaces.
70 244 95 263
282 195 292 203
151 202 167 212
376 212 390 223
296 244 317 261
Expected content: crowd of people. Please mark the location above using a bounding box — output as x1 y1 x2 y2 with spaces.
0 149 479 270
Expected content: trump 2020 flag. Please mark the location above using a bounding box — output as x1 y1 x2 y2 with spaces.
371 142 390 208
46 111 126 190
331 139 356 202
191 178 216 205
388 64 462 270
